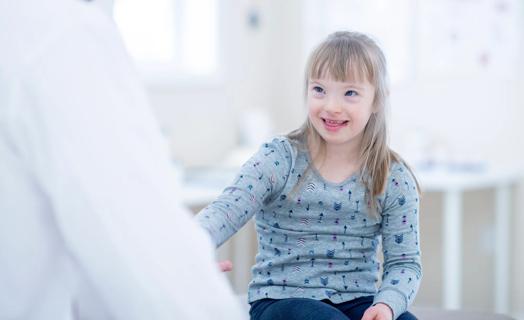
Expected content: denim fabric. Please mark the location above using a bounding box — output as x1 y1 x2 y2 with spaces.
250 296 417 320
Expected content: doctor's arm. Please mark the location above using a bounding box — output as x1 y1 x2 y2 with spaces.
16 20 245 320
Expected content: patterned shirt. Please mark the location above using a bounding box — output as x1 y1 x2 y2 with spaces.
196 137 422 319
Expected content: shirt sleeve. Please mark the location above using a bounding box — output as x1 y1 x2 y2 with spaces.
373 162 422 320
8 16 246 320
196 138 293 247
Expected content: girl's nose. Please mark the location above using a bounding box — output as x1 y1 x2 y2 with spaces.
324 96 342 113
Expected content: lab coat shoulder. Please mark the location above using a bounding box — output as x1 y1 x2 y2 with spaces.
0 0 113 75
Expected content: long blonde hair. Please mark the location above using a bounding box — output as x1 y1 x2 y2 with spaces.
288 31 419 215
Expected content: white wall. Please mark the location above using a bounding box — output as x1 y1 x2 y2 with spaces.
145 81 237 167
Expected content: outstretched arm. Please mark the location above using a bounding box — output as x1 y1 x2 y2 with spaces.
196 138 294 247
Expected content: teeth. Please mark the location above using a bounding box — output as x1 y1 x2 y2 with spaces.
325 119 346 124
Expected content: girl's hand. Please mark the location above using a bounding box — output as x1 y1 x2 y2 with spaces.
361 303 393 320
218 260 233 272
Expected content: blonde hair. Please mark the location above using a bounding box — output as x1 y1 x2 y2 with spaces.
288 31 419 215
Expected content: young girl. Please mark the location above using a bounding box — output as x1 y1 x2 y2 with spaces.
197 31 421 320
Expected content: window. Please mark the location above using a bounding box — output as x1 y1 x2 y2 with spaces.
113 0 218 77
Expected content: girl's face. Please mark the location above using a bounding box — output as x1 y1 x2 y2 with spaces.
307 76 376 151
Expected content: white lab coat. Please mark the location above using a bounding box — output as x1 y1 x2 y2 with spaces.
0 0 246 319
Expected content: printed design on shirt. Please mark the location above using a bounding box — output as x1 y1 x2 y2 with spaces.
306 182 316 192
384 213 391 226
342 274 348 290
392 177 400 187
294 287 305 296
203 143 421 306
309 251 316 267
398 195 406 206
264 149 275 157
234 174 244 185
408 289 415 300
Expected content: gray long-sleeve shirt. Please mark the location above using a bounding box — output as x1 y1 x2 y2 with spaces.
197 137 422 319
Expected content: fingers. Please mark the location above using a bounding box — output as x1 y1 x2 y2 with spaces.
361 307 378 320
362 305 392 320
218 260 233 272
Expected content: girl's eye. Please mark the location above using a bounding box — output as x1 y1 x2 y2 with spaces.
312 86 324 94
345 90 358 97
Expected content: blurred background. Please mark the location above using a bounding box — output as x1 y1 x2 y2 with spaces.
111 0 523 318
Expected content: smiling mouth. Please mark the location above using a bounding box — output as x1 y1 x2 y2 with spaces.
322 118 349 126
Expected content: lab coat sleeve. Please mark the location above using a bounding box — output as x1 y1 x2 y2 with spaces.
7 14 246 320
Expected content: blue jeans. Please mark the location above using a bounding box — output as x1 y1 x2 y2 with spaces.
249 296 417 320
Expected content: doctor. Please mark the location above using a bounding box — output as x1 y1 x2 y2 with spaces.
0 0 245 319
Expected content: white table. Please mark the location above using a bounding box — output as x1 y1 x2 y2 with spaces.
181 166 520 313
418 168 519 313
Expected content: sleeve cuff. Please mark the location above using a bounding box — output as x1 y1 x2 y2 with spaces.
373 288 407 320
